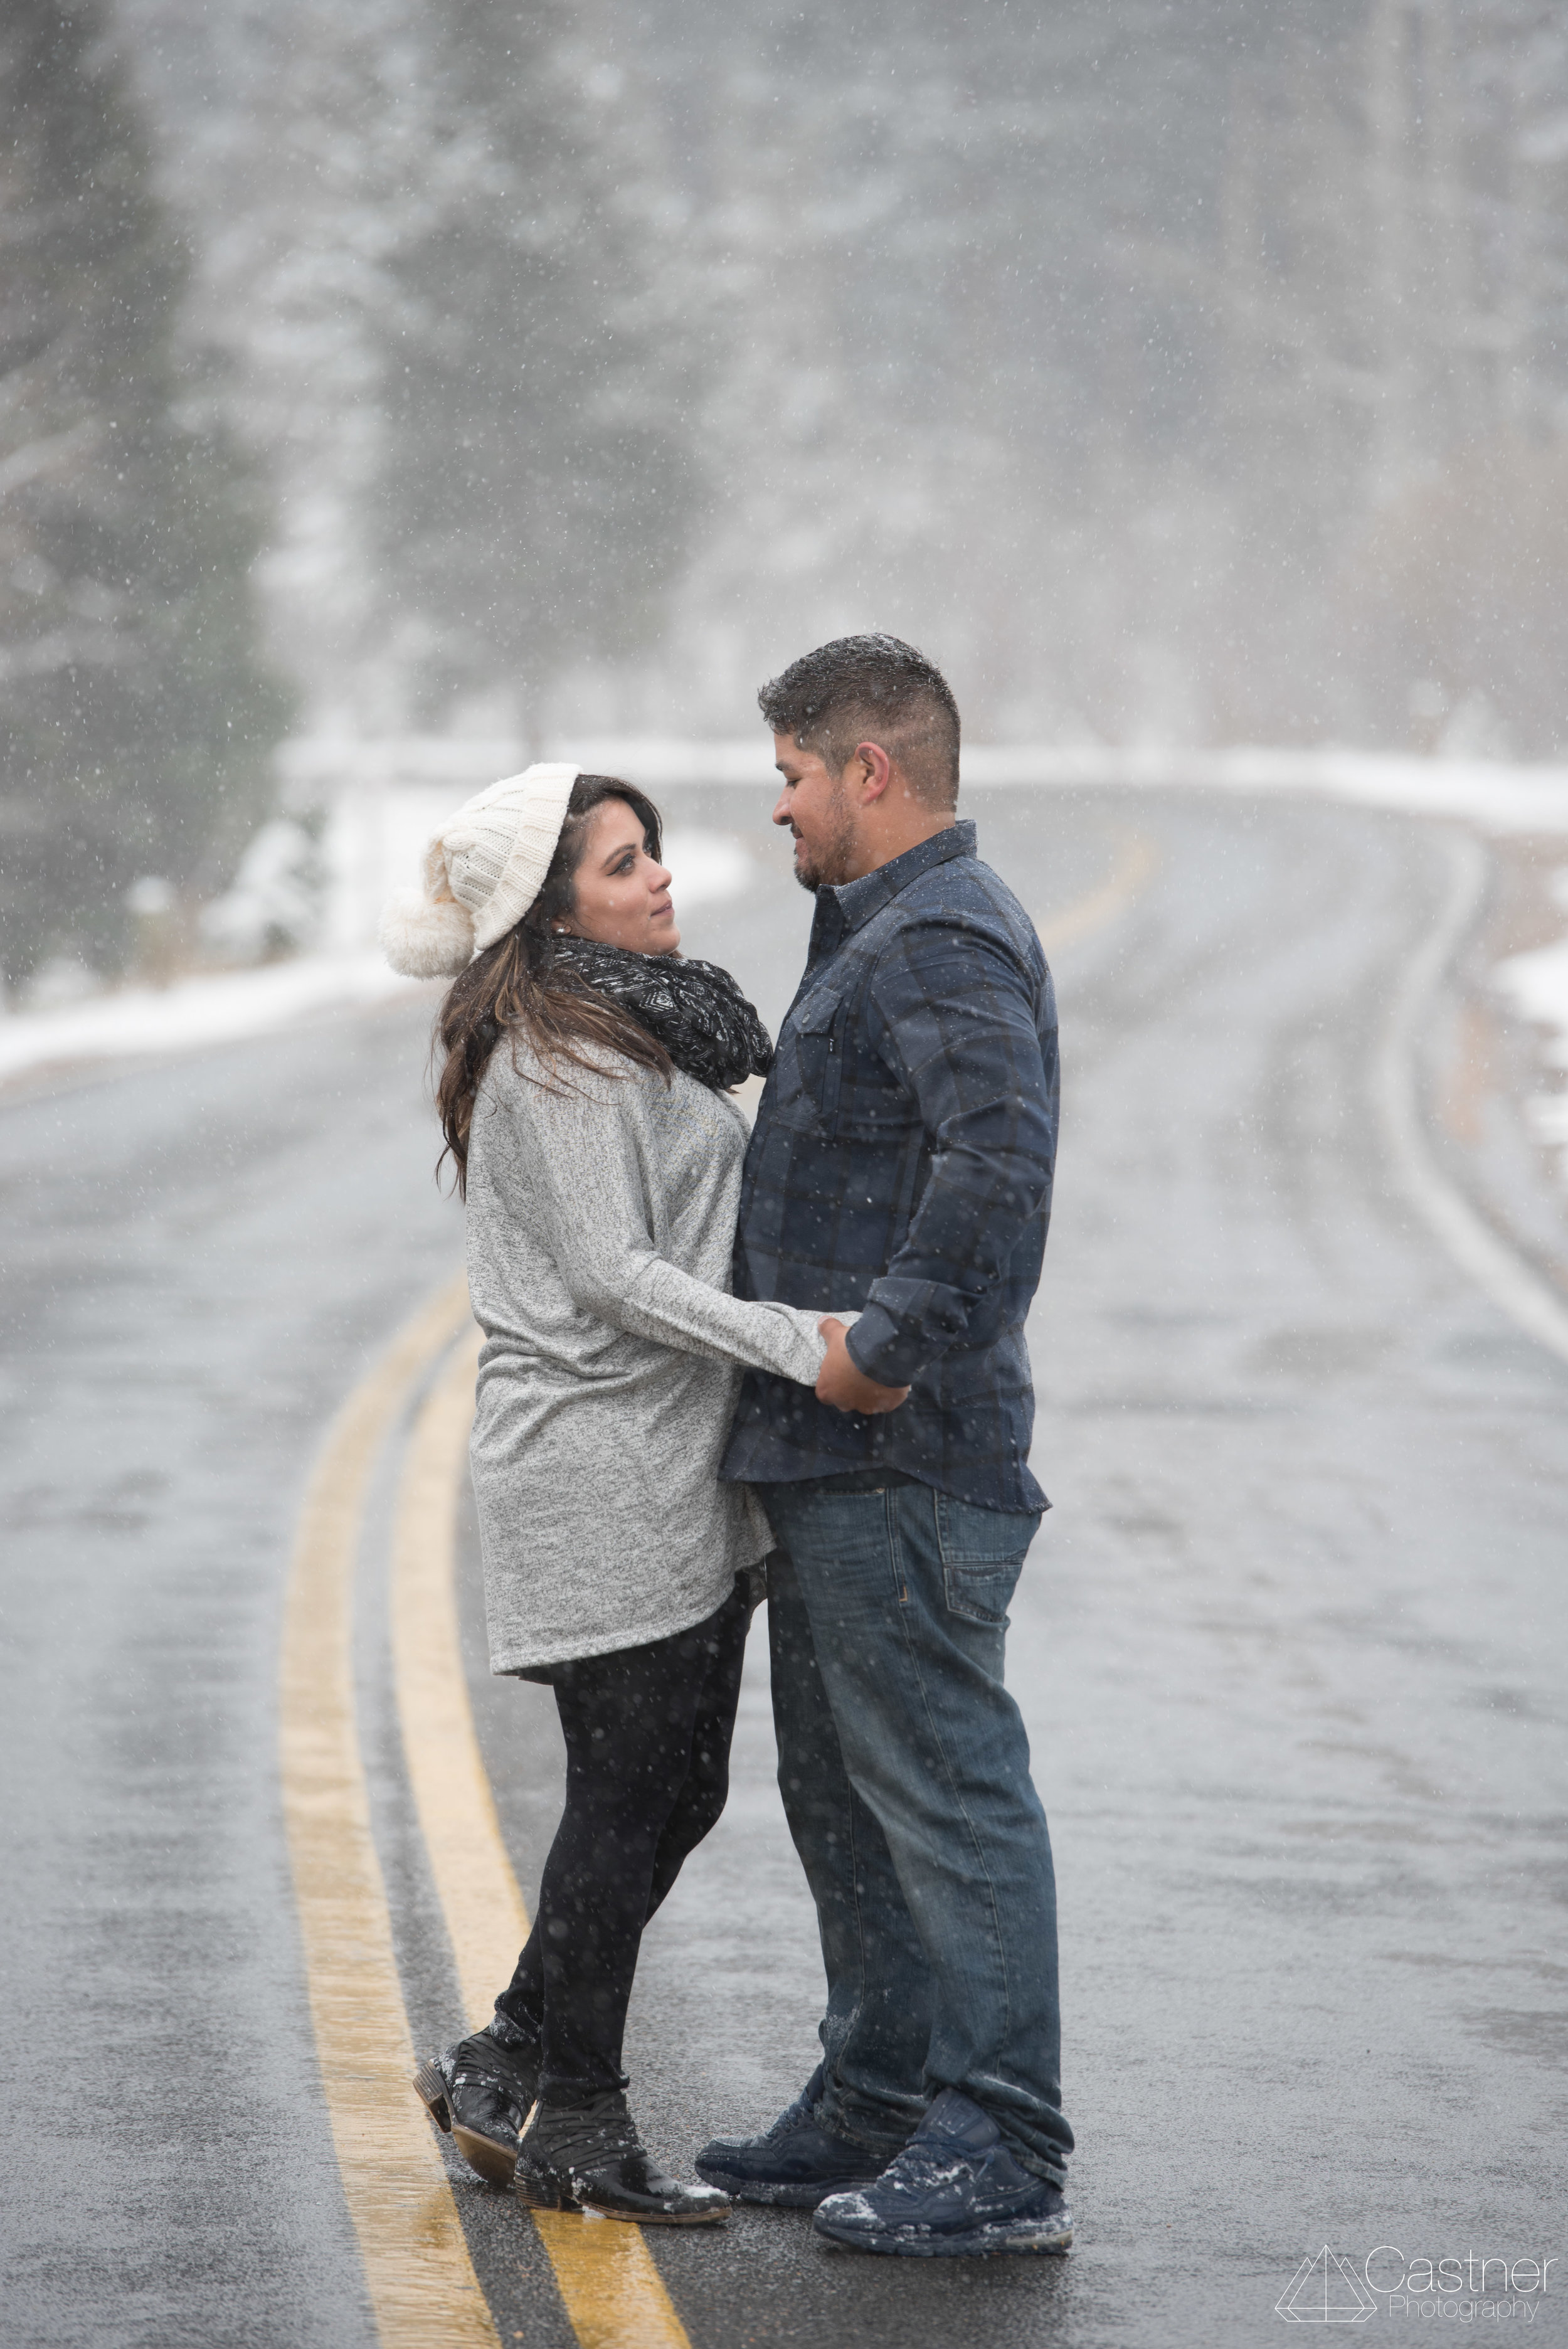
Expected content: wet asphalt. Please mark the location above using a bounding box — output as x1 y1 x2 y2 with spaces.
3 787 1565 2346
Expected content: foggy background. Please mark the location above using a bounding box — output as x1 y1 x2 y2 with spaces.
5 0 1568 981
6 14 1568 2340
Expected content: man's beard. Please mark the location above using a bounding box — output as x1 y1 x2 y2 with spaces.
792 788 856 893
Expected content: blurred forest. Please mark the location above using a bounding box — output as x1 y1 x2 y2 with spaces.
6 0 1568 973
0 0 290 982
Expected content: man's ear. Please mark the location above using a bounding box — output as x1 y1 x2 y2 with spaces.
850 741 894 803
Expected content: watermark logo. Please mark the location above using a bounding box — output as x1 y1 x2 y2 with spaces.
1276 2247 1557 2325
1276 2248 1378 2325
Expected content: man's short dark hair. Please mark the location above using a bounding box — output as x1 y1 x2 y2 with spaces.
758 634 960 810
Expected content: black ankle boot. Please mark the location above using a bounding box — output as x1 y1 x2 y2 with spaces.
516 2089 730 2226
413 2018 540 2187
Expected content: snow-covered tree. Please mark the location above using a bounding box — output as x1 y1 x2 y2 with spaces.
98 0 1568 755
0 0 291 985
1204 0 1568 747
363 0 696 728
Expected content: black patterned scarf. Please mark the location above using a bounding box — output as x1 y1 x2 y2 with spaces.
549 935 773 1093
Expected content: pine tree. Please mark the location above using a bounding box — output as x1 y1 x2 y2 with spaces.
0 0 291 988
364 0 696 726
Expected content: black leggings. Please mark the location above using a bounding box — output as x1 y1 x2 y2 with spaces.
494 1580 750 2101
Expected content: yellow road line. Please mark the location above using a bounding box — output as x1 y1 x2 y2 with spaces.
391 1327 526 2022
1039 827 1159 955
279 1274 499 2349
524 2219 696 2349
391 1332 696 2349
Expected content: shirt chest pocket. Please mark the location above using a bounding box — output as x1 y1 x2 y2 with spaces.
790 990 846 1128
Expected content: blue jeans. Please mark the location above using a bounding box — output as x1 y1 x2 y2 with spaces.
761 1473 1073 2185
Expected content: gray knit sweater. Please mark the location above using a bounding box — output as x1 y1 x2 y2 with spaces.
465 1035 831 1673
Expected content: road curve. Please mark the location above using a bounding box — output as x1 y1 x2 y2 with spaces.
2 787 1564 2348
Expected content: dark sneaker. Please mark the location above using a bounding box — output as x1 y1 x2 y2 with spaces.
695 2064 892 2208
812 2088 1074 2257
516 2089 730 2227
413 2019 540 2188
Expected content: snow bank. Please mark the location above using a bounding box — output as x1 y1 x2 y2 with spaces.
0 823 756 1090
1496 938 1568 1069
14 731 1568 1100
283 730 1568 836
552 735 1568 835
0 953 415 1089
952 743 1568 835
1493 866 1568 1185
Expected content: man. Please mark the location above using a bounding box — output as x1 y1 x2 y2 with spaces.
696 634 1074 2257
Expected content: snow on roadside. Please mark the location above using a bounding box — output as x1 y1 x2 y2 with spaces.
1493 867 1568 1186
1496 934 1568 1073
286 730 1568 831
0 953 416 1090
953 743 1568 834
0 825 757 1091
16 729 1568 1103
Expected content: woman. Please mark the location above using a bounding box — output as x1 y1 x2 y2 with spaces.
379 763 896 2228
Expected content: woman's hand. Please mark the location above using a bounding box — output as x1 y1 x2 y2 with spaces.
815 1317 911 1414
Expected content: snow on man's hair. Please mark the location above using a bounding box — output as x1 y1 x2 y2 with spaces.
758 634 961 809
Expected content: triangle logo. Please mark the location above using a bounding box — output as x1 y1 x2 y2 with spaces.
1276 2246 1379 2324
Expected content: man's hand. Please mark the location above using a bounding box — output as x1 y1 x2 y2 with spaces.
815 1317 910 1414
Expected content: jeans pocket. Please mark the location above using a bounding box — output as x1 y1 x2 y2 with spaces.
935 1496 1042 1627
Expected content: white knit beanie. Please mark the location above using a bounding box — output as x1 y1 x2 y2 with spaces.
378 762 581 978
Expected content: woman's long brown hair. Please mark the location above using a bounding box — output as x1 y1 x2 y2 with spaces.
434 775 673 1195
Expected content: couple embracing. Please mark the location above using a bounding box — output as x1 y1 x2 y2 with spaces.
381 634 1074 2260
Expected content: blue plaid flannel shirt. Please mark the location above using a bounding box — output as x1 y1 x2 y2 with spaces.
721 820 1057 1513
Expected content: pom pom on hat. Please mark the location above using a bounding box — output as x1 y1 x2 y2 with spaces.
378 886 476 978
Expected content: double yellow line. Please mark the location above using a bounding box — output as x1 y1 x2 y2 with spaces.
280 1278 689 2348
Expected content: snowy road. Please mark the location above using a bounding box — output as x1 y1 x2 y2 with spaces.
3 787 1565 2347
